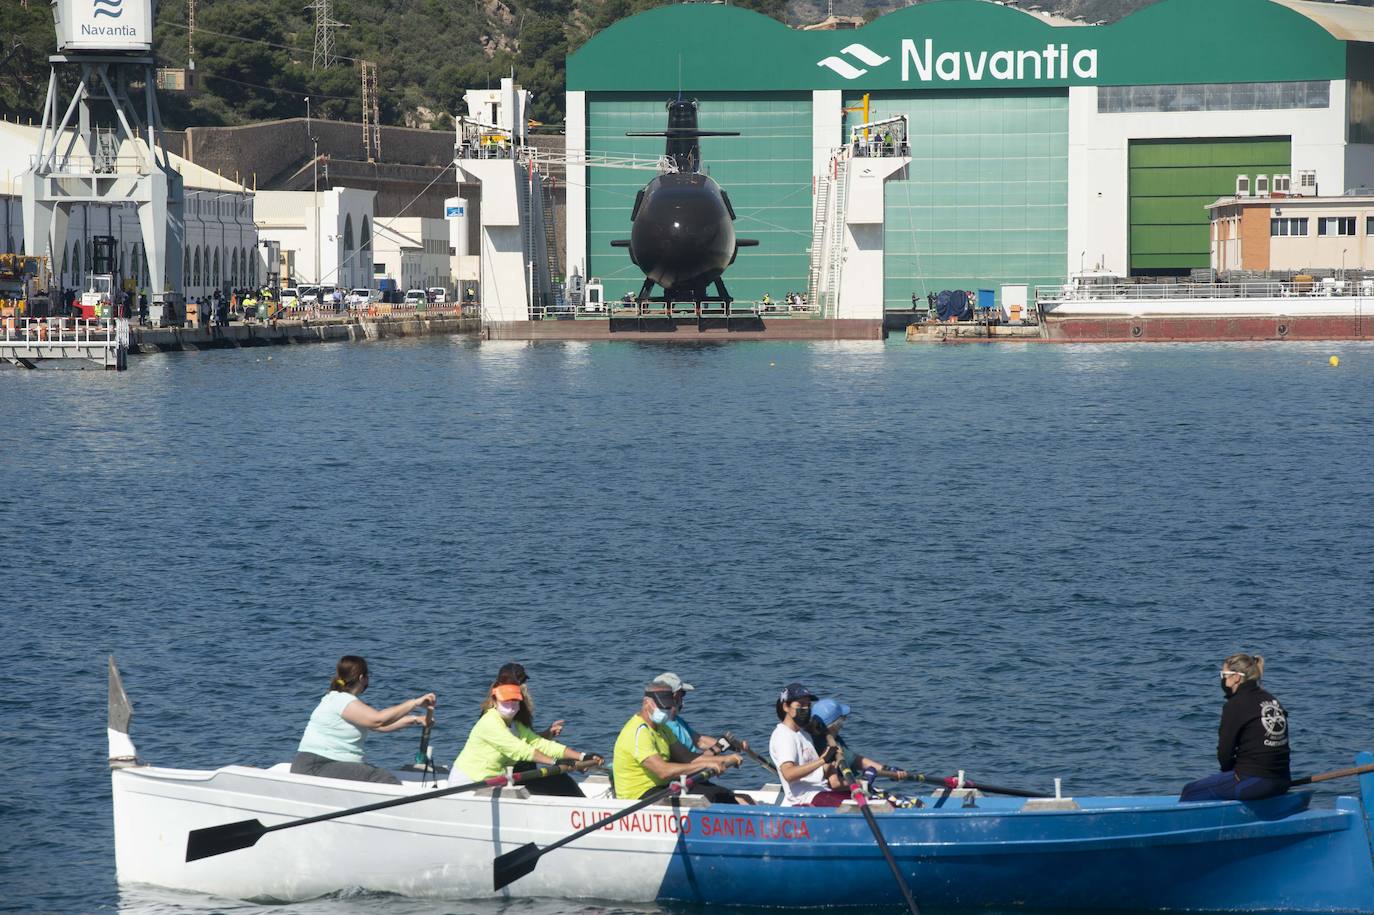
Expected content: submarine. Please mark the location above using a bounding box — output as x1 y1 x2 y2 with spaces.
612 98 758 305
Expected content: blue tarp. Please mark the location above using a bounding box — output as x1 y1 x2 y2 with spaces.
936 290 971 321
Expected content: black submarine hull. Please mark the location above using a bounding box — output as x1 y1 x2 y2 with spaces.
628 172 736 295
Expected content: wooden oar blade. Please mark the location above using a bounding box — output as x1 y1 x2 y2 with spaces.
185 819 267 862
492 842 541 891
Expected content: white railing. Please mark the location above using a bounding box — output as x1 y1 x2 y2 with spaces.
1035 280 1374 304
528 300 819 321
2 316 116 344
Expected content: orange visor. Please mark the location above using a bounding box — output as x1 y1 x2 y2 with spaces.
493 683 524 703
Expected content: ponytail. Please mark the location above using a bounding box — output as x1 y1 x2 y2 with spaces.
331 655 369 692
1223 652 1265 685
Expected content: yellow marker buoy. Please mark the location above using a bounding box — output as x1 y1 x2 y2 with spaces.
1329 356 1340 367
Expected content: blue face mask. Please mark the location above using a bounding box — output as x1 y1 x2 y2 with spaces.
650 707 669 725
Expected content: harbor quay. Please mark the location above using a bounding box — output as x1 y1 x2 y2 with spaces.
1 310 478 370
131 311 479 354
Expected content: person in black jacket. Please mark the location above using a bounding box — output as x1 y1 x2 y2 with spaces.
1180 653 1290 802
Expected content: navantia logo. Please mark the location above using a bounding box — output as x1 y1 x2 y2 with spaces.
92 0 124 18
817 44 891 80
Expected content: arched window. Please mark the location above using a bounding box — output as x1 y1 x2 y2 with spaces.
230 249 238 287
241 248 250 287
193 248 201 287
184 246 191 287
213 249 221 288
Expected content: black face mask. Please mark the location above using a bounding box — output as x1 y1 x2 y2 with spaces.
1222 681 1236 698
794 707 812 726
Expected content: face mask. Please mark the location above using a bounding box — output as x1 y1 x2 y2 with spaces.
794 707 811 726
650 707 670 725
1221 683 1234 698
496 700 521 720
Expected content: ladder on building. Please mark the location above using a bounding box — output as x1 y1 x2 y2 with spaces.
515 169 534 315
822 156 849 318
806 170 831 314
542 179 560 281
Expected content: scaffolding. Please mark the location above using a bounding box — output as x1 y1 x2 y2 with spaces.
361 60 380 162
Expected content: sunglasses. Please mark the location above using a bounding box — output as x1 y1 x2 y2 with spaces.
646 691 678 710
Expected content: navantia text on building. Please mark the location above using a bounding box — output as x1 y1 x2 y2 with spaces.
52 0 155 54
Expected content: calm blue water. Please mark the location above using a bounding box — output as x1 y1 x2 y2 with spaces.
3 336 1372 914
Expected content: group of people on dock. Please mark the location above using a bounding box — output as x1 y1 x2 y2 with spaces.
292 652 1290 806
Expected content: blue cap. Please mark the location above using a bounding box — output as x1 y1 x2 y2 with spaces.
813 698 851 727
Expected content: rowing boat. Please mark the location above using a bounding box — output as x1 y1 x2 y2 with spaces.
108 660 1374 910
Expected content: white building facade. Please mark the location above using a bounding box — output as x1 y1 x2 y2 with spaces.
1 120 257 300
253 187 376 291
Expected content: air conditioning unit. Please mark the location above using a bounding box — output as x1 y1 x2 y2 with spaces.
1256 174 1270 196
1296 170 1318 196
1236 175 1251 197
1272 174 1291 195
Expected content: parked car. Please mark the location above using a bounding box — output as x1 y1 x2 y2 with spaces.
349 288 372 308
279 287 299 308
403 289 427 306
427 287 448 305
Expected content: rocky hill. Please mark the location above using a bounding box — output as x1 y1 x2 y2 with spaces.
2 0 1365 133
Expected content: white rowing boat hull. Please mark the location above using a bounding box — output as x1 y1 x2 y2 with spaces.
114 763 689 902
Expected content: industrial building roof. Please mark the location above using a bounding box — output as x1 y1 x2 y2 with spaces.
1273 0 1374 42
0 120 249 196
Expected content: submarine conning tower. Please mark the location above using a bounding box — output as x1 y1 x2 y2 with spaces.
665 99 702 174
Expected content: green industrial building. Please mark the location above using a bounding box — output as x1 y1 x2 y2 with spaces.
563 0 1374 311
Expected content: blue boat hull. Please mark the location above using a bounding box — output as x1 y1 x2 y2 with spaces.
655 757 1374 912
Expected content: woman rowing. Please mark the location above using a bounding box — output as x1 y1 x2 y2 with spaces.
452 676 601 797
292 655 436 785
806 697 908 789
1180 653 1291 802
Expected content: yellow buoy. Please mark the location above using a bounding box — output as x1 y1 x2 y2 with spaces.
1329 355 1340 367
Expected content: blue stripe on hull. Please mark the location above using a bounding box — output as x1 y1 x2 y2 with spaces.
654 794 1374 912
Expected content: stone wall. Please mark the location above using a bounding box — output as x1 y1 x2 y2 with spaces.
184 119 457 188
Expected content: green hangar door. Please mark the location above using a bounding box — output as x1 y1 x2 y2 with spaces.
1128 137 1291 274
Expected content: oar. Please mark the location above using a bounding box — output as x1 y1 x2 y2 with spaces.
186 758 594 862
900 771 1049 798
831 741 920 915
493 757 729 891
1290 762 1374 787
722 730 777 774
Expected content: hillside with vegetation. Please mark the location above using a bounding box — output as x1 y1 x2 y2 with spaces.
3 0 1364 134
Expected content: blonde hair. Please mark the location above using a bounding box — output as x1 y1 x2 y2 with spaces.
1223 653 1265 684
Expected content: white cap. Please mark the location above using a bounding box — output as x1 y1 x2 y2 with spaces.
654 672 694 692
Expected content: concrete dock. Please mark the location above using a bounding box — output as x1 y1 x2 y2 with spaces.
905 322 1045 343
1 312 479 369
132 313 479 354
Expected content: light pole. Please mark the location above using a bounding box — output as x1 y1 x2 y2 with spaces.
306 97 320 290
1341 248 1348 280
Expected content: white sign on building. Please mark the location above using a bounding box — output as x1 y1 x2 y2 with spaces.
53 0 154 53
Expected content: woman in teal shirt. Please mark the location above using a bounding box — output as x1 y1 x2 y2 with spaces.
292 655 436 785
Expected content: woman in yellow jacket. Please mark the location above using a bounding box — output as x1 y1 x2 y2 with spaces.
453 682 601 796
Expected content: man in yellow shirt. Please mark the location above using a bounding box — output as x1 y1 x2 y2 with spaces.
612 680 742 802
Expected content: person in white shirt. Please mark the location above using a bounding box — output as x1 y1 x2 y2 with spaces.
768 681 849 807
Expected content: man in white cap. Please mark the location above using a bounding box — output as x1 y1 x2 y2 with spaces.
654 672 717 753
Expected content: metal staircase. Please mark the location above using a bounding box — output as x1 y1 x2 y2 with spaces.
806 171 831 313
542 180 561 280
822 156 849 318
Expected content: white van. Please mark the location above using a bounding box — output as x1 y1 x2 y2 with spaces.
427 287 448 305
